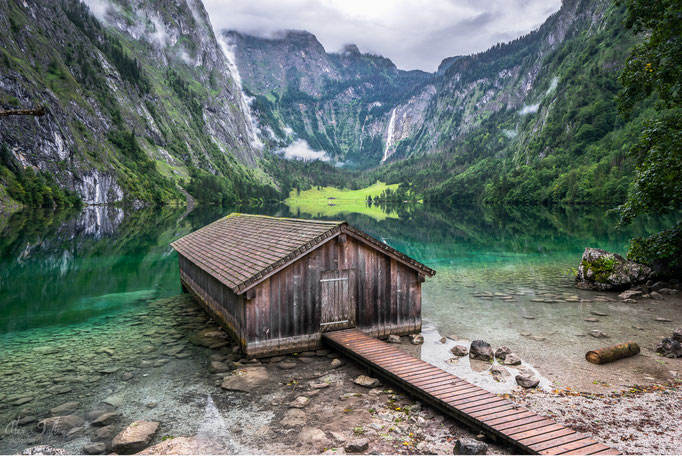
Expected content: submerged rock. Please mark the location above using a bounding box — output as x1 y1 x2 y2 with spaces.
469 341 493 361
618 289 642 300
82 442 106 455
112 420 159 454
92 412 120 426
21 446 68 455
576 248 652 291
50 401 79 417
589 330 609 339
137 436 220 454
36 415 84 436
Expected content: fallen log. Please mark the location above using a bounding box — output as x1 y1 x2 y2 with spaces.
0 107 46 117
585 341 640 365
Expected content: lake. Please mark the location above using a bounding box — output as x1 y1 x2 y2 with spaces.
0 202 678 452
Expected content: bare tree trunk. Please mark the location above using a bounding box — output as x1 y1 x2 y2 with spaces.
586 341 640 364
0 107 46 117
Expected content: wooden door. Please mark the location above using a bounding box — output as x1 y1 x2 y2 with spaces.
320 269 355 332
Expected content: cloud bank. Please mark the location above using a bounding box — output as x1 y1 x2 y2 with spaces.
202 0 561 71
280 140 330 162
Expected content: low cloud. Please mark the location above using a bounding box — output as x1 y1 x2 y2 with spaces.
203 0 561 71
518 103 540 115
280 140 330 161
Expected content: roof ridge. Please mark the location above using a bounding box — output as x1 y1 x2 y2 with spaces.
227 213 344 225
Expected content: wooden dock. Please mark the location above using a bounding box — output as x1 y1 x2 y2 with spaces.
323 329 619 455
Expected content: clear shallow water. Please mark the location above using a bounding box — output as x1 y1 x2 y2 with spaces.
0 203 678 452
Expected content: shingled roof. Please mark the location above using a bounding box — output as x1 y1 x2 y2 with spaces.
171 213 435 294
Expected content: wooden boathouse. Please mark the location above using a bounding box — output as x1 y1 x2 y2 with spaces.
171 213 435 357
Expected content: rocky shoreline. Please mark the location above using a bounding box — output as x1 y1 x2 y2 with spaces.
2 282 681 455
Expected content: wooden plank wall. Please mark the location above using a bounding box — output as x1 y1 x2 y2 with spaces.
244 236 422 356
178 254 245 344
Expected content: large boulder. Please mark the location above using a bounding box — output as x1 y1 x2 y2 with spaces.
112 420 159 454
469 341 493 361
576 248 652 291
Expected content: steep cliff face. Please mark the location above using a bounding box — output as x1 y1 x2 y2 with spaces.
225 30 432 169
0 0 264 205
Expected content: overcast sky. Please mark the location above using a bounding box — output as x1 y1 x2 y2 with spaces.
202 0 562 72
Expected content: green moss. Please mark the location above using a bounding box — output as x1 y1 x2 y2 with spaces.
581 256 617 283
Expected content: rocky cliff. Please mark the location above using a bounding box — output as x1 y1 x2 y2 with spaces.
0 0 265 206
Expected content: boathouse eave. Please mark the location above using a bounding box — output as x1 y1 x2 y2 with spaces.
235 224 436 296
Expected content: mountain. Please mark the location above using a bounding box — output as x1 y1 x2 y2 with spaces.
0 0 271 207
229 0 648 206
224 30 433 169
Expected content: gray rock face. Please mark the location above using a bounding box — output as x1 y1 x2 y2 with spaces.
112 420 159 454
453 438 488 455
346 438 369 453
515 375 540 389
576 248 652 291
387 335 401 343
469 340 494 361
36 415 85 436
353 375 381 388
656 338 682 358
494 346 511 361
503 353 522 365
451 345 469 356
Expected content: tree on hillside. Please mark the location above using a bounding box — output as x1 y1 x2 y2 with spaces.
617 0 682 275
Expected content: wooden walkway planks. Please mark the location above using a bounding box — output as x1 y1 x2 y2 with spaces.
323 329 618 455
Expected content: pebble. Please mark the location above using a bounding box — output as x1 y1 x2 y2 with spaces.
584 317 599 322
589 329 609 338
590 311 608 316
330 359 344 369
279 362 297 370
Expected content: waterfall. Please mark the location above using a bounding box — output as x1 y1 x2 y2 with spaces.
381 108 397 164
217 36 263 149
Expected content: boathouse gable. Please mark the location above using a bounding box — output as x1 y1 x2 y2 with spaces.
171 214 435 357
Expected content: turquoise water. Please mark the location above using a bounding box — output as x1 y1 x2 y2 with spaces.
0 203 678 452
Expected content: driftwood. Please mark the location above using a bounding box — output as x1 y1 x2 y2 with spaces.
0 107 46 117
586 341 640 364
